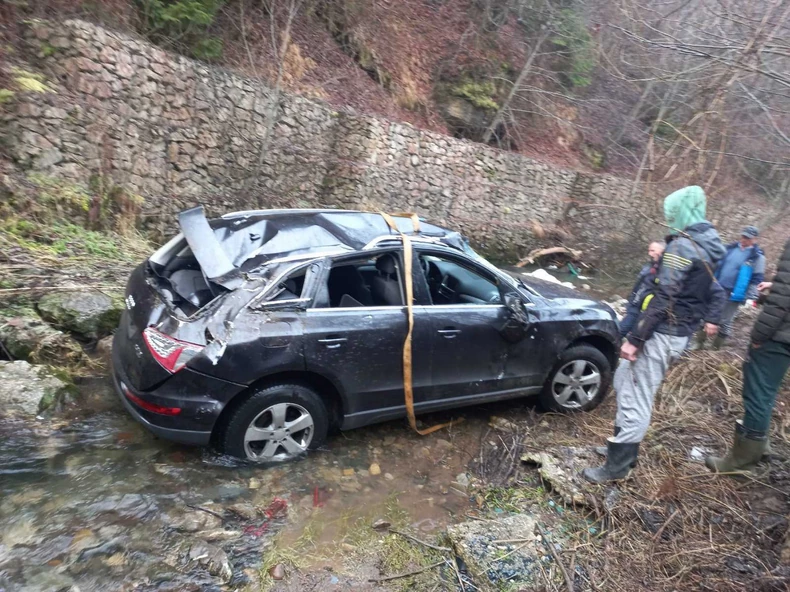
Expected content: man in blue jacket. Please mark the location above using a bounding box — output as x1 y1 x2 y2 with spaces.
701 226 766 349
618 241 665 339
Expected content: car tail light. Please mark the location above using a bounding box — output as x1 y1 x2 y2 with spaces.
143 327 203 373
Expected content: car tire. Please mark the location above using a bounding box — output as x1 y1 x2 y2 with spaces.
539 345 611 413
219 383 329 462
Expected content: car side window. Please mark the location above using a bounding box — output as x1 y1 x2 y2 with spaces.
270 268 307 301
419 253 502 306
317 252 405 308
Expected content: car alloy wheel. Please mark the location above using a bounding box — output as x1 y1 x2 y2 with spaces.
243 402 315 461
550 359 601 409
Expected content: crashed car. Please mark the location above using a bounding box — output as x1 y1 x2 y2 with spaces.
113 207 619 461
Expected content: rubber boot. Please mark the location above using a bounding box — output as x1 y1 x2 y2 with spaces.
594 427 638 468
594 426 621 456
689 329 707 351
705 424 767 476
582 440 640 483
712 334 726 351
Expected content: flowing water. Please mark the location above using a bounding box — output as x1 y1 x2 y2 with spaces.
0 378 479 592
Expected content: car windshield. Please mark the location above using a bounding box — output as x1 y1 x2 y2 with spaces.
461 241 530 291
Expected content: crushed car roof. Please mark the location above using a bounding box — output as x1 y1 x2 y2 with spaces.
154 207 468 289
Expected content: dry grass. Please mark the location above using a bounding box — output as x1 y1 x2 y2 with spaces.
469 346 790 591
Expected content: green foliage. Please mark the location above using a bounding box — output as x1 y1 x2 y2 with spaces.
451 79 499 111
551 9 595 88
136 0 224 61
582 142 606 170
0 89 15 104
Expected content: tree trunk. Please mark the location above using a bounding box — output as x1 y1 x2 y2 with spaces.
481 29 549 145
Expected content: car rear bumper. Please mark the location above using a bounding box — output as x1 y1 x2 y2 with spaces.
111 335 247 447
112 369 213 446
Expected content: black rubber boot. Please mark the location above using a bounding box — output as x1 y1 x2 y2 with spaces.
594 426 621 456
582 440 640 483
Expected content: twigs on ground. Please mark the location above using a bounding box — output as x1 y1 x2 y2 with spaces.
388 528 451 553
368 560 445 583
537 522 575 592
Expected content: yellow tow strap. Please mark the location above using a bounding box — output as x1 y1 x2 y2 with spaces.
379 212 462 436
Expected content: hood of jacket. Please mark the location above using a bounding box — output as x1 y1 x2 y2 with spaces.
684 221 726 264
664 185 707 233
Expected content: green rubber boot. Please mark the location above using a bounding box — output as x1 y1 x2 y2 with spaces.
689 330 707 351
705 426 767 476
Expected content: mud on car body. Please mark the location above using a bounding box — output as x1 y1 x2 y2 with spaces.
113 207 619 462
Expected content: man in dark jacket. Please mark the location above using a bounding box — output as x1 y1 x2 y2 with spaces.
707 237 790 475
619 241 665 339
696 226 766 349
584 186 726 483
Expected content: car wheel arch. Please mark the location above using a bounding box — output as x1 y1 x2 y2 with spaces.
210 370 346 444
567 334 617 368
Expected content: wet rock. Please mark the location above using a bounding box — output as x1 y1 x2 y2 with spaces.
0 360 76 417
521 446 595 506
489 416 519 432
384 473 394 481
202 529 243 542
69 528 99 553
447 514 541 591
269 563 285 580
228 502 257 521
248 477 262 489
456 473 470 489
372 519 391 531
94 334 114 366
369 463 381 476
343 468 355 476
0 311 83 365
188 539 233 584
435 438 453 452
37 290 123 340
169 509 223 533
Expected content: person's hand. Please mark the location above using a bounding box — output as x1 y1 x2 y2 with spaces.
757 282 773 292
704 323 718 338
620 341 639 362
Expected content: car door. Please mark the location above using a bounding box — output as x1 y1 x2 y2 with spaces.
301 250 432 426
413 248 542 406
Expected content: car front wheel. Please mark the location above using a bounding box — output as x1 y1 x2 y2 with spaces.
539 345 611 412
219 383 329 462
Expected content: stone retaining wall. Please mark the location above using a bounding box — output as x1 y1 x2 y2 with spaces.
1 19 764 260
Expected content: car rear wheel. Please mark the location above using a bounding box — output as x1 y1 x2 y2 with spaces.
219 383 329 462
539 345 611 413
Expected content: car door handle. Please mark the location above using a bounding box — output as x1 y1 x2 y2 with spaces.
438 328 461 339
318 336 347 349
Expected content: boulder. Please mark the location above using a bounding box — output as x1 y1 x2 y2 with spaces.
521 446 597 507
37 290 123 339
447 514 542 591
0 360 75 417
188 540 233 584
0 310 83 365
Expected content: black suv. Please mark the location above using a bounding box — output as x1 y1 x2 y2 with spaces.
113 208 619 461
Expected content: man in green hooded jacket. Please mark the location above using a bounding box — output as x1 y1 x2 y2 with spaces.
584 186 727 483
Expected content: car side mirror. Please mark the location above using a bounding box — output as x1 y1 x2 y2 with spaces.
500 292 530 343
504 293 529 325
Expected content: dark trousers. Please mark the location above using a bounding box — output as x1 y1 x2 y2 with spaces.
742 340 790 433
